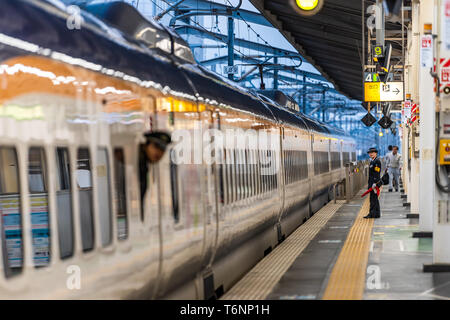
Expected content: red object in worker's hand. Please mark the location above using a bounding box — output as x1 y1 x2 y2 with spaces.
361 186 380 198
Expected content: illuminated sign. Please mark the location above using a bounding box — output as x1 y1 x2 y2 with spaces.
290 0 324 16
364 82 404 102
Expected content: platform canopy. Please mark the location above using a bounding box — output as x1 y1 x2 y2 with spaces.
250 0 365 101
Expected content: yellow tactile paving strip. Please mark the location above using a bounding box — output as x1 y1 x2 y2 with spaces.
322 197 372 300
221 201 345 300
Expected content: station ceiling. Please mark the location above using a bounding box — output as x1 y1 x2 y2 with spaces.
249 0 365 101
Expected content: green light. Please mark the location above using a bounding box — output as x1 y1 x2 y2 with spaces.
296 0 319 11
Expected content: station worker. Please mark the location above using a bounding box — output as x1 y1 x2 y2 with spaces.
365 147 382 219
139 131 172 213
385 145 401 192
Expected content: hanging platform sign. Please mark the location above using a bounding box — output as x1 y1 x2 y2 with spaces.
223 65 238 75
364 82 404 102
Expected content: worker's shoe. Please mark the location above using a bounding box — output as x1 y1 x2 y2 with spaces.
363 215 373 219
389 189 393 192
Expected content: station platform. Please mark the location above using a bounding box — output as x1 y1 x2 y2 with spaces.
221 187 450 300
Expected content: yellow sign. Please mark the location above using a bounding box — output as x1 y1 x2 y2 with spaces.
296 0 319 10
365 82 381 102
364 82 404 102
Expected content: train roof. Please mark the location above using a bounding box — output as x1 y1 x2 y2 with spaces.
2 0 353 141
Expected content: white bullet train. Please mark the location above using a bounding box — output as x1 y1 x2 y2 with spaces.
0 0 356 299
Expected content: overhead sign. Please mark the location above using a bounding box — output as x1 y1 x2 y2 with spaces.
364 82 404 102
373 45 384 58
223 65 238 75
364 72 380 82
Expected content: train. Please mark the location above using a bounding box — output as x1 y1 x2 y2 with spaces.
0 0 356 299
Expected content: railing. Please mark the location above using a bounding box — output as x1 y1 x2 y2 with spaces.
334 160 370 203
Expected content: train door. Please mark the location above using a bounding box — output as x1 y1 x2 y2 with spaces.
199 109 220 299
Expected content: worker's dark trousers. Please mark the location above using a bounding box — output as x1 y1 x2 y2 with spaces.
369 190 380 218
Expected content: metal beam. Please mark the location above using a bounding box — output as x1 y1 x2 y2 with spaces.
166 0 272 27
199 54 328 83
175 25 303 57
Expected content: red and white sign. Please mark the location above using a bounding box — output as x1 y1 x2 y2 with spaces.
422 37 432 49
421 35 433 68
436 58 450 92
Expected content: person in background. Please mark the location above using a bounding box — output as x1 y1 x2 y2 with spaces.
385 145 401 192
384 145 393 167
364 147 382 219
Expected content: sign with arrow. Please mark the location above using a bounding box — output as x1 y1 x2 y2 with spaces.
364 81 404 102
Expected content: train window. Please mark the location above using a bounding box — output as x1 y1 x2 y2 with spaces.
352 152 357 162
266 151 272 190
113 148 128 240
223 149 229 204
218 150 225 204
227 149 232 204
28 147 51 267
260 150 265 192
251 150 257 197
248 150 252 198
285 150 308 183
236 150 244 200
170 153 180 223
222 149 228 205
283 151 288 185
255 150 260 195
229 149 236 203
96 148 112 247
239 150 247 199
292 151 296 183
299 151 308 180
55 147 74 258
290 151 294 183
270 151 278 189
242 149 247 198
343 152 350 166
236 149 242 201
314 151 329 175
76 148 95 252
244 149 249 199
0 147 23 277
261 150 267 193
267 151 271 191
331 152 341 170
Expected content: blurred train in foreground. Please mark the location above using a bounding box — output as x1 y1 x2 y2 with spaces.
0 0 356 299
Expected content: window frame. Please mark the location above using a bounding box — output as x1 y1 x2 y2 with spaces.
76 147 95 253
27 146 52 267
55 146 75 259
0 145 23 277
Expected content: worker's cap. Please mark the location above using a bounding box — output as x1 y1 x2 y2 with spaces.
144 131 172 151
367 147 378 154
